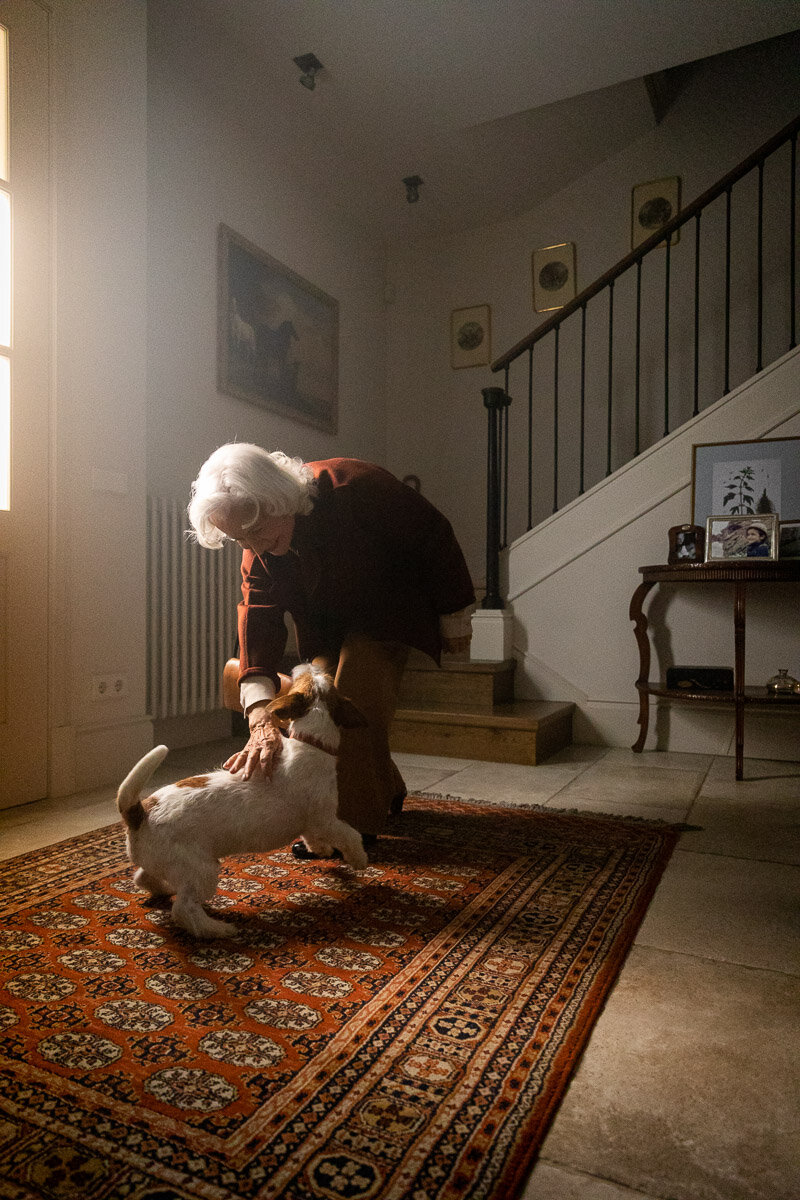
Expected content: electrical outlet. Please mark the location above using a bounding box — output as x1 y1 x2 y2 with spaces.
91 673 128 701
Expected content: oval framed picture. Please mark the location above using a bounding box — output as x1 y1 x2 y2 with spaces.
450 304 491 369
631 177 681 250
532 242 576 313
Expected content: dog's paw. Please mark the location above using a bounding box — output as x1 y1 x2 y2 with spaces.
205 920 236 939
346 849 369 871
302 838 335 858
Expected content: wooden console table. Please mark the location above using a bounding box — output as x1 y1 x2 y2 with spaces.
629 561 800 780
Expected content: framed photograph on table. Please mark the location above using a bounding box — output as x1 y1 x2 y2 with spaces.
779 520 800 558
667 523 705 563
691 437 800 528
704 514 779 561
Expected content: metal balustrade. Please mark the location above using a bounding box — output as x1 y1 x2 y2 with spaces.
481 115 800 608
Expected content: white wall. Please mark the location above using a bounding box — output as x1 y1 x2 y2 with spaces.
44 9 799 788
385 34 800 586
146 2 388 504
49 0 152 793
508 349 800 757
48 0 391 792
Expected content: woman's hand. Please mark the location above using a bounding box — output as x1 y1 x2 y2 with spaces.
440 606 474 657
223 702 283 780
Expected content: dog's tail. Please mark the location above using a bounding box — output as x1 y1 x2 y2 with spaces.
117 745 169 830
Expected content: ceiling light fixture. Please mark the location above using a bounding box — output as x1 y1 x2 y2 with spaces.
293 53 323 90
403 175 423 203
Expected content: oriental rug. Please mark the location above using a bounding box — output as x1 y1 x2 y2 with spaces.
0 795 677 1200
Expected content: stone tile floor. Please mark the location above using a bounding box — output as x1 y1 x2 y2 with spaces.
1 742 798 1200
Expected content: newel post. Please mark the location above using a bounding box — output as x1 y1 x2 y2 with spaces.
472 386 513 661
481 386 511 610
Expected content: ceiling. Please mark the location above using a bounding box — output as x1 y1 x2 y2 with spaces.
181 1 800 245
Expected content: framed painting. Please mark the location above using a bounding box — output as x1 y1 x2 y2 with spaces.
217 225 338 434
631 176 681 250
451 305 491 369
691 437 800 528
532 242 576 313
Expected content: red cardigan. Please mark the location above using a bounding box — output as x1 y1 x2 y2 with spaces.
237 458 475 689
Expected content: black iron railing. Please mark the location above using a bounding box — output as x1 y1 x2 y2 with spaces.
481 115 800 608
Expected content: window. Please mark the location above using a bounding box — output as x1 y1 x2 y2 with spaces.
0 23 9 510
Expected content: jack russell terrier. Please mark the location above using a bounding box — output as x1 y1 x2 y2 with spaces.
117 664 369 938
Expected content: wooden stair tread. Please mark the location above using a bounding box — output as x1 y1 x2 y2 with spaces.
405 653 516 675
394 699 574 729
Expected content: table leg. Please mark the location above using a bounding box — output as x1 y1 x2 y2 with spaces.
630 580 657 753
733 581 746 781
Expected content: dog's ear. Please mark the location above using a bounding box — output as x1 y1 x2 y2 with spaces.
330 691 368 729
266 688 312 728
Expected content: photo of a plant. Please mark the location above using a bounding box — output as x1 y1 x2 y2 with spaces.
692 438 800 528
711 458 780 516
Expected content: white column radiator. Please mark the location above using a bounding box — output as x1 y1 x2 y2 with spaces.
147 497 241 719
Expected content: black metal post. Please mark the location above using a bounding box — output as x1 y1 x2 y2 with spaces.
724 186 732 394
693 213 701 416
757 160 764 372
606 280 614 477
791 132 797 350
553 326 560 514
527 348 534 529
663 234 671 436
482 386 511 610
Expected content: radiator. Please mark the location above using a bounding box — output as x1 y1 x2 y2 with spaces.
147 496 241 718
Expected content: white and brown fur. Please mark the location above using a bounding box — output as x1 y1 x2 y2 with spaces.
117 664 368 938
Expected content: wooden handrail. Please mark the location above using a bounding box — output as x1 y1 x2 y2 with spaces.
492 112 800 372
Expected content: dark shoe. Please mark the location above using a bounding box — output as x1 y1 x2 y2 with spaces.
389 790 406 816
291 841 343 862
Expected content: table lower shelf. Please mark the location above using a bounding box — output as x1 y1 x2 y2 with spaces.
637 682 800 704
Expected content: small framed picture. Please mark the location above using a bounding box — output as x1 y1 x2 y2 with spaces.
532 242 576 313
631 176 681 250
451 305 491 369
705 514 779 562
668 523 705 564
779 520 800 559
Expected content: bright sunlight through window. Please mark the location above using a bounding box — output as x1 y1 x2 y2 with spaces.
0 24 9 511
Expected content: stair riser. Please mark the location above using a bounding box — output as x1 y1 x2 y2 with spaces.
400 681 513 705
398 671 513 707
390 711 572 765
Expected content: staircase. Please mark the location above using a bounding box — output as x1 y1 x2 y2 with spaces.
389 650 574 765
226 650 575 765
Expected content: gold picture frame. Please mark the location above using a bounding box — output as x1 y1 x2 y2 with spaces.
631 176 681 250
704 514 779 563
450 305 491 369
532 242 576 313
691 436 800 527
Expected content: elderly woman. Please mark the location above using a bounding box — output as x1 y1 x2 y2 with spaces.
188 444 475 857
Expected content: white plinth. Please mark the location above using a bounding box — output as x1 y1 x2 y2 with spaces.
470 607 513 662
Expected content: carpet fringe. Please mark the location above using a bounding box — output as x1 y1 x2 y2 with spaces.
411 790 683 831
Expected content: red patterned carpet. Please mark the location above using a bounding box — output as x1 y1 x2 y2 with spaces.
0 795 677 1200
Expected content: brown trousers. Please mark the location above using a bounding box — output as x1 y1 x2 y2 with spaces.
314 634 408 836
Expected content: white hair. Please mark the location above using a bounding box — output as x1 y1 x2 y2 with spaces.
187 443 316 549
